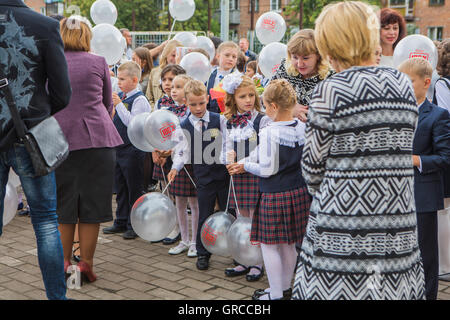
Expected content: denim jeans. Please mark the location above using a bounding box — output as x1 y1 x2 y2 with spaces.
0 143 67 300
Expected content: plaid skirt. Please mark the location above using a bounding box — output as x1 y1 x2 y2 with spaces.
152 159 172 182
169 165 197 197
251 186 311 245
229 173 260 210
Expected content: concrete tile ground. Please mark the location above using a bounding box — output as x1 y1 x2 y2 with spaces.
0 194 448 300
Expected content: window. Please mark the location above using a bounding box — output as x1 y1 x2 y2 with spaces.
230 0 239 10
429 0 445 6
248 0 259 13
390 0 406 5
428 26 443 41
270 0 282 11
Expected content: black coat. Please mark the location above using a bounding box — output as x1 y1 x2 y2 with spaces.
0 0 71 151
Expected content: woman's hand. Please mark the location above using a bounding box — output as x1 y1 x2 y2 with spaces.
294 103 309 122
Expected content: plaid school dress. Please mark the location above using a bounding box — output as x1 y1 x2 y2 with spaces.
227 112 264 210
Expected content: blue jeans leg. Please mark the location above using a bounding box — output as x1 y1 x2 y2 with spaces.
0 144 67 300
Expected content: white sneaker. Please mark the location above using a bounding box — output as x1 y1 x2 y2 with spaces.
168 242 189 255
187 243 197 257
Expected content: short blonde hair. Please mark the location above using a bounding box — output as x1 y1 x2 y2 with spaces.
217 41 239 55
184 79 207 98
173 74 192 85
263 79 296 110
315 1 380 70
60 17 92 52
224 76 261 119
118 61 142 82
398 58 433 79
160 39 183 69
286 29 330 80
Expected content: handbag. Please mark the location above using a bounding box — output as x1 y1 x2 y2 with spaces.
0 75 69 177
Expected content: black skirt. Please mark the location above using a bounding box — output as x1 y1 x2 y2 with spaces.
56 148 116 224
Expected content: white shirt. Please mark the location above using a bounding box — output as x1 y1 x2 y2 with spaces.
214 68 234 88
115 88 151 127
171 111 228 172
435 78 450 113
379 55 394 68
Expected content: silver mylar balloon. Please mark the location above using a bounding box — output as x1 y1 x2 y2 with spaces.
227 216 263 266
173 31 198 48
91 23 124 65
127 112 155 152
90 0 118 26
201 211 236 256
3 183 18 226
143 110 180 151
180 52 212 83
130 192 177 242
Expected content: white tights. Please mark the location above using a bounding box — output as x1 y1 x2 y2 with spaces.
175 196 199 245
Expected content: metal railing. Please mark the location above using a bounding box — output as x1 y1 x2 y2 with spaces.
130 31 207 48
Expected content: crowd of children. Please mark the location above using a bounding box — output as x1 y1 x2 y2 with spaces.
99 22 450 300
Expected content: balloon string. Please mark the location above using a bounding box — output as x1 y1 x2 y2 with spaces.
160 164 170 196
183 166 197 189
225 177 233 214
161 179 172 196
168 19 177 40
230 176 241 217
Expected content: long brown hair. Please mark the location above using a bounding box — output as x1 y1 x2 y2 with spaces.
224 76 261 119
133 47 153 79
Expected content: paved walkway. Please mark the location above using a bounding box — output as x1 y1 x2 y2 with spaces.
0 195 449 300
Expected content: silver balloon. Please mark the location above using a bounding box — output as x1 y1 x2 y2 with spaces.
258 42 287 79
91 23 124 65
201 211 236 256
3 183 18 226
169 0 196 22
227 216 263 266
180 52 212 83
173 32 198 48
393 34 438 69
196 36 216 63
128 113 155 152
143 110 180 151
130 192 177 242
90 0 118 25
255 11 287 45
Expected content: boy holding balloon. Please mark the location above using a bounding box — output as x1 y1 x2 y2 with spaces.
168 79 229 271
103 61 151 240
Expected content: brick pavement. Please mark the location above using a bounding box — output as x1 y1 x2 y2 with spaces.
0 195 449 300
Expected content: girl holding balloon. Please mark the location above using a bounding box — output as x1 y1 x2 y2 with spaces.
223 73 271 282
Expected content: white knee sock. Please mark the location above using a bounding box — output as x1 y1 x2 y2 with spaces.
188 197 199 244
279 243 297 290
175 196 189 244
260 243 283 300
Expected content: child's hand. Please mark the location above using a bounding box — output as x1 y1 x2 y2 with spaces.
412 155 421 168
112 92 122 107
167 169 178 182
228 163 245 175
294 103 308 122
152 152 162 165
159 150 172 158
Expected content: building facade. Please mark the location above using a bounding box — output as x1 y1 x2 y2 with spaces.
23 0 46 14
386 0 449 40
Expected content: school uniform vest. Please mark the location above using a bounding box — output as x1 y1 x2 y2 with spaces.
113 91 144 146
181 112 228 185
226 113 264 160
259 123 306 193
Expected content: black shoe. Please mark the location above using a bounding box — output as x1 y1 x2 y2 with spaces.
252 288 292 300
162 233 181 245
224 265 249 277
196 255 210 270
246 266 264 282
122 229 138 240
147 184 158 193
18 205 30 216
252 292 284 300
103 225 127 234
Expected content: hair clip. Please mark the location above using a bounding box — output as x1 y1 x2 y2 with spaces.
222 72 243 94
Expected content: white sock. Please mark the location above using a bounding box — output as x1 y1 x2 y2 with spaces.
279 243 297 290
188 197 199 244
176 196 189 244
260 243 283 299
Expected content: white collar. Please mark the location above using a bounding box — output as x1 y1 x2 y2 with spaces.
190 110 210 124
123 87 140 97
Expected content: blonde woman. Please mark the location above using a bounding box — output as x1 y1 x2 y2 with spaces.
292 1 425 300
270 29 333 122
145 39 182 108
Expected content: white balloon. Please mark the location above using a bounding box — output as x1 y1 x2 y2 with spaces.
3 183 18 226
255 11 287 45
8 169 20 188
91 23 124 65
180 52 212 83
131 192 177 242
173 32 198 48
227 216 263 266
201 211 236 256
143 110 180 151
258 42 287 79
90 0 118 26
169 0 196 22
393 34 438 69
196 36 216 63
128 113 155 152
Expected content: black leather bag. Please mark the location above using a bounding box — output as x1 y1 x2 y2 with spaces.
0 77 69 177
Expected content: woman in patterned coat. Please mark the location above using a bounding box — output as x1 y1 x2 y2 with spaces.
292 1 425 300
270 29 333 122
